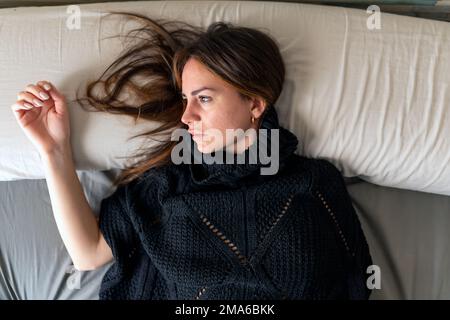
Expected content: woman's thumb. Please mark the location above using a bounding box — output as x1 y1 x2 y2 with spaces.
47 84 67 114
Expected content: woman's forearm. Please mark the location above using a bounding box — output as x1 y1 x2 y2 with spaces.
41 144 103 270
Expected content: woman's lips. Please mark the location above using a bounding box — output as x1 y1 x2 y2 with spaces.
192 133 205 140
188 129 204 136
189 131 207 142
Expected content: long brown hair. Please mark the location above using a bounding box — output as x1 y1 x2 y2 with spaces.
75 12 285 187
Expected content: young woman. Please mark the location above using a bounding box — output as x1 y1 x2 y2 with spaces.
11 13 372 300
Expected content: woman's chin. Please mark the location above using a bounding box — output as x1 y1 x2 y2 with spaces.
197 145 219 154
193 135 216 153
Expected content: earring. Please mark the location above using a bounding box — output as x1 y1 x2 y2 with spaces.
251 116 255 124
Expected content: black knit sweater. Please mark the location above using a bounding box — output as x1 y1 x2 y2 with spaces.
98 105 373 300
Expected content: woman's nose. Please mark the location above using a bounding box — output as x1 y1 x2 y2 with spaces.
181 102 200 126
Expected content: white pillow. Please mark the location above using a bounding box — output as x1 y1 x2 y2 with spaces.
0 3 160 180
270 3 450 196
1 1 449 197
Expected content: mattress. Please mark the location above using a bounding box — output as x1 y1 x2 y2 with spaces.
0 170 119 299
1 171 450 299
345 179 450 299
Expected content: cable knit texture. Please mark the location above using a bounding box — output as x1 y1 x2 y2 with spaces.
98 105 373 300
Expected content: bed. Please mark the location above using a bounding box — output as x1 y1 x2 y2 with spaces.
1 0 450 300
2 171 449 299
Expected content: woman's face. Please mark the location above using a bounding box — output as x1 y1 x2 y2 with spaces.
180 57 266 154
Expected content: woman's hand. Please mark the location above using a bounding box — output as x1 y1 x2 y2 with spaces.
11 81 71 156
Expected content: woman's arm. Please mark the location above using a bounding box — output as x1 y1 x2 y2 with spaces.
42 146 113 271
11 80 113 271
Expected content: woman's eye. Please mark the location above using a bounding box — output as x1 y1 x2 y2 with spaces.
199 96 211 103
181 96 211 104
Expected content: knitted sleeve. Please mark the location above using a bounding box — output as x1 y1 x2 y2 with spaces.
98 184 139 265
310 159 373 300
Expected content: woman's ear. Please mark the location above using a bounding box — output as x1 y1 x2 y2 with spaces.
250 98 267 119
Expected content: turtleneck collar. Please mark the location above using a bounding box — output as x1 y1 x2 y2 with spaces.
187 104 299 189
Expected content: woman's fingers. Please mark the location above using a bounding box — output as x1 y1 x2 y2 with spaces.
25 83 51 101
37 81 67 114
36 80 52 92
20 83 53 109
11 100 40 125
11 105 26 122
11 100 34 111
17 91 44 108
11 80 62 116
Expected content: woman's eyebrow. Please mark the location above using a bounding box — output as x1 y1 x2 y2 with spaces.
182 87 217 96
